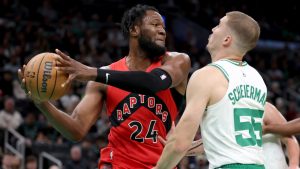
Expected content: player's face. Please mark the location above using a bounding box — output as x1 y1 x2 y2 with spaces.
138 10 166 61
206 16 230 53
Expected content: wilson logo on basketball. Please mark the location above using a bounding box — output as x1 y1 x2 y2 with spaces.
41 61 53 93
24 52 69 101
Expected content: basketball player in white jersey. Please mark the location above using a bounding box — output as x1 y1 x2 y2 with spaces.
263 102 299 169
159 102 299 168
154 11 267 169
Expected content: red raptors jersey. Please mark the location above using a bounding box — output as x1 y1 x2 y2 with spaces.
98 57 178 169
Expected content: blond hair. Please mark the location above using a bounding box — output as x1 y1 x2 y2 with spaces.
226 11 260 53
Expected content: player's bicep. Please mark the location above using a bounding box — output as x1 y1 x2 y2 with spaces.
185 71 210 122
264 102 287 125
71 81 105 134
160 53 191 87
175 70 211 142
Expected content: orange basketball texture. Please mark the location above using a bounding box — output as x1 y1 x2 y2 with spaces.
24 53 69 101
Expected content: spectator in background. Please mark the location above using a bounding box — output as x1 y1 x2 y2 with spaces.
64 145 89 169
285 101 299 121
17 111 40 146
1 153 21 169
48 165 60 169
0 71 14 97
275 97 287 115
37 0 57 21
59 86 80 114
25 155 38 169
11 155 21 169
80 134 99 169
1 153 12 169
0 97 23 129
34 127 51 144
13 78 26 100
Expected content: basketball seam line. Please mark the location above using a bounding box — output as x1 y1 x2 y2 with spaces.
36 54 47 99
49 69 57 100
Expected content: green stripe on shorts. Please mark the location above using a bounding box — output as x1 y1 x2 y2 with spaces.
216 163 265 169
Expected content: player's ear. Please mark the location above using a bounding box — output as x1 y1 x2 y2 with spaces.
130 25 140 37
223 35 232 47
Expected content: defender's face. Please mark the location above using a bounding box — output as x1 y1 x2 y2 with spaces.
140 10 166 47
207 16 229 53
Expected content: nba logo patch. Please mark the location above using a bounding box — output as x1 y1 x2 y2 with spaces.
160 74 167 80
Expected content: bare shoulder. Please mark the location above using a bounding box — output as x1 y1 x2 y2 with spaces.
192 65 224 81
167 51 189 57
161 51 190 67
159 52 191 89
188 65 228 99
186 67 216 91
165 51 190 62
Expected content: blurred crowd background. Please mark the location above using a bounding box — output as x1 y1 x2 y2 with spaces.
0 0 300 169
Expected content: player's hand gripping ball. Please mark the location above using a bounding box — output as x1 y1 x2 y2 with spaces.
24 52 69 101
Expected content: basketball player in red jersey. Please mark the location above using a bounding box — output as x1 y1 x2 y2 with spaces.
18 4 191 169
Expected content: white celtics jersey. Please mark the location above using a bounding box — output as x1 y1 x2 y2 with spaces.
201 59 267 169
263 134 288 169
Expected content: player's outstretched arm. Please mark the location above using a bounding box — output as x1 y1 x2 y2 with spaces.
34 81 104 141
281 136 299 169
158 125 204 157
264 102 299 168
159 136 204 156
19 65 104 141
265 118 300 136
55 49 190 94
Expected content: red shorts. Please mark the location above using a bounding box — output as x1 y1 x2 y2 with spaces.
98 147 177 169
99 163 130 169
98 147 152 169
98 147 134 169
98 163 112 169
99 163 177 169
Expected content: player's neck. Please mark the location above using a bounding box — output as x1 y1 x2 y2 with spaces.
212 54 243 62
126 49 151 71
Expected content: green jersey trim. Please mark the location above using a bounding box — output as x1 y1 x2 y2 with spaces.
216 163 265 169
222 59 248 66
208 63 229 81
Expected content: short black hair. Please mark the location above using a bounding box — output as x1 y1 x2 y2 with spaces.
121 4 158 38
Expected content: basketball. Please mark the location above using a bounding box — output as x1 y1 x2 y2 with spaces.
24 52 69 101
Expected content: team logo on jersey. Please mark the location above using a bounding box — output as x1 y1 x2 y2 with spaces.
109 93 172 132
